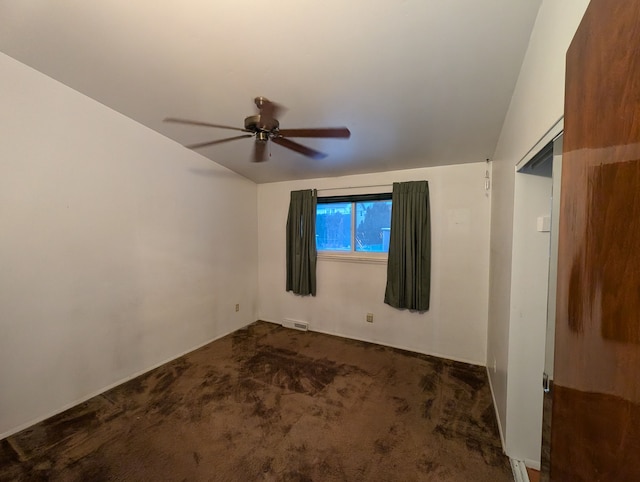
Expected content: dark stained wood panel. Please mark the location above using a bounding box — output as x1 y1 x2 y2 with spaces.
563 2 640 151
591 161 640 344
552 386 640 481
552 0 640 480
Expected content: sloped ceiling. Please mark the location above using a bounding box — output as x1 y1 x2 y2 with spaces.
0 1 541 183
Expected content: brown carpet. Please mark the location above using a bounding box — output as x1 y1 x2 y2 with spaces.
0 321 512 481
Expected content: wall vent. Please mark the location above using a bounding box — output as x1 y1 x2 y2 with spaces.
282 319 309 331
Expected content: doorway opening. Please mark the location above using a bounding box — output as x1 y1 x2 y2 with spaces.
510 128 562 479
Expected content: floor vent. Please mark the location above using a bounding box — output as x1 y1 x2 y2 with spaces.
282 319 309 331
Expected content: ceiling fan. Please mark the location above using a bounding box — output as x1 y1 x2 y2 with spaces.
164 97 351 163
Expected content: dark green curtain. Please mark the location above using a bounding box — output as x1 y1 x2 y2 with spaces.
384 181 431 310
286 189 317 296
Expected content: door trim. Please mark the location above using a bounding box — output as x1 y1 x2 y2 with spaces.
516 117 564 172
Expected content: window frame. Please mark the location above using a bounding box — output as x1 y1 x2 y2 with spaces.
316 193 392 264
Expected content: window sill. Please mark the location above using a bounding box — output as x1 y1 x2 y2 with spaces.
317 252 388 265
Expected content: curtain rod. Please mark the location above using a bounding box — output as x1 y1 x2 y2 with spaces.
316 183 393 192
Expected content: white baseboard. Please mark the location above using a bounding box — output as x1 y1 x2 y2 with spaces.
259 318 484 366
486 367 507 451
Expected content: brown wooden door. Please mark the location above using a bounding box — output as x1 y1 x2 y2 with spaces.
551 0 640 480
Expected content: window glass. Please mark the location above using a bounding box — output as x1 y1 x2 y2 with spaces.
355 201 392 252
316 202 352 251
316 198 391 254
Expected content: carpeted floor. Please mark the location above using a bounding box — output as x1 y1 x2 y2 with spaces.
0 321 512 481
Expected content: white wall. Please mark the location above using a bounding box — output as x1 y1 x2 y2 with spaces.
0 53 258 438
487 0 590 464
258 163 491 365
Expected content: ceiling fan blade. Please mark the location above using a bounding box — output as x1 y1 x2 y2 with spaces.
185 134 253 149
272 136 327 160
164 117 250 132
253 140 267 163
277 127 351 138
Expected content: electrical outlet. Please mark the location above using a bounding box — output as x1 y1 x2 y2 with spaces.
492 358 497 373
366 313 374 323
235 304 239 312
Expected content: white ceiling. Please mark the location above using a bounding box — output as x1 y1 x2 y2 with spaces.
0 1 541 184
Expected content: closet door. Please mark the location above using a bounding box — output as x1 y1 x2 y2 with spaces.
551 0 640 479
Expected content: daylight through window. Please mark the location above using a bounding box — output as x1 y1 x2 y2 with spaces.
316 194 392 254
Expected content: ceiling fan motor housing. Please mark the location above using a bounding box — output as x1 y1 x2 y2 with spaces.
244 114 279 135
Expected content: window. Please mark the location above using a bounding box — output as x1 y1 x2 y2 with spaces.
316 193 392 256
